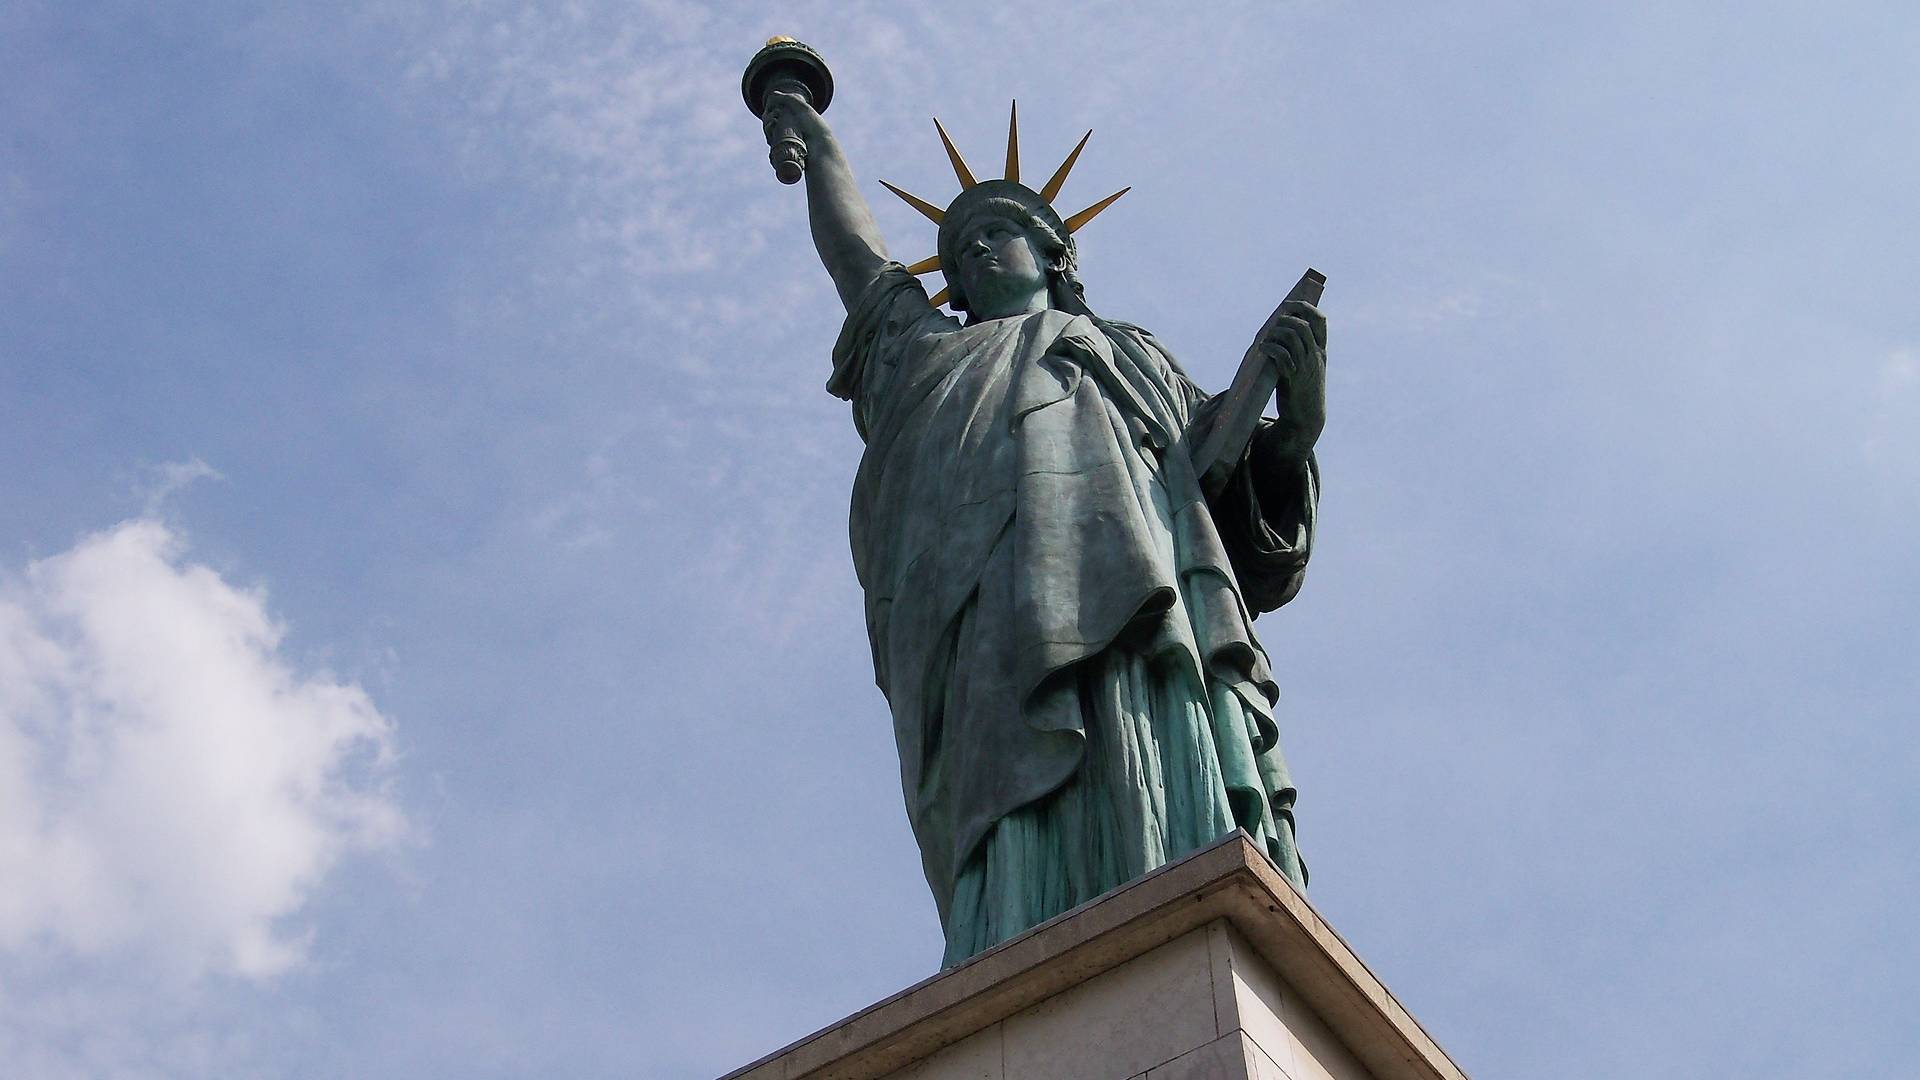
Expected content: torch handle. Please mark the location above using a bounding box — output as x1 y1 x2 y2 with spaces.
761 77 813 185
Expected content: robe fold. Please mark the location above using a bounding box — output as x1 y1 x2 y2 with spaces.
829 265 1316 965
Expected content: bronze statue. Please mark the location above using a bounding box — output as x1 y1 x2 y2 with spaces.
746 39 1328 967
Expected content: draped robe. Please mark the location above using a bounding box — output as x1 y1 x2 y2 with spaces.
830 265 1317 965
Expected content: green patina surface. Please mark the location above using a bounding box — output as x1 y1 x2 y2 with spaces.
749 45 1327 966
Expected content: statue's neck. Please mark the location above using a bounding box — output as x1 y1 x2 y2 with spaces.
964 294 1050 324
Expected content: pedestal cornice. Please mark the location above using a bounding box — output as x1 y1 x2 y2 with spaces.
722 830 1467 1080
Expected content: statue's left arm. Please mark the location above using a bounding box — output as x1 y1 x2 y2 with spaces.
1193 300 1328 613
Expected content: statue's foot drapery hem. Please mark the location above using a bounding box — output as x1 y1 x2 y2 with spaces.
940 647 1303 968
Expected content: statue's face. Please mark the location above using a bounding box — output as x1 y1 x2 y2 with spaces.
953 214 1050 319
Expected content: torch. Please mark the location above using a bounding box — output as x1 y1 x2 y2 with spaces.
741 37 834 184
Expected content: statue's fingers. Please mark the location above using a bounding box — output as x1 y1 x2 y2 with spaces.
1259 344 1293 377
1259 340 1295 377
1264 321 1309 373
762 89 811 130
1281 301 1328 349
1273 317 1314 362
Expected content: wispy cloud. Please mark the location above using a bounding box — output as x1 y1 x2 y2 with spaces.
135 458 222 516
1863 348 1918 480
383 1 769 282
0 168 27 257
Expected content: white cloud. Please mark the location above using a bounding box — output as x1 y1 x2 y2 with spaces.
0 519 406 981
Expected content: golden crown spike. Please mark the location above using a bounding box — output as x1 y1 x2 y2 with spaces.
1003 101 1020 185
934 118 978 190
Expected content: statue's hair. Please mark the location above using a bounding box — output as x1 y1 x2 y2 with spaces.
938 194 1087 316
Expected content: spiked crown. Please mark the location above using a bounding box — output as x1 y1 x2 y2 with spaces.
880 103 1129 310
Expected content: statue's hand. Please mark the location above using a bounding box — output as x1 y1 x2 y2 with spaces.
1252 300 1328 461
761 87 827 144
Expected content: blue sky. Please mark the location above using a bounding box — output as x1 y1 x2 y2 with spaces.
2 2 1916 1077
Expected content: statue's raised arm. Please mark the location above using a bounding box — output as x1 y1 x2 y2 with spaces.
745 39 888 311
764 93 890 309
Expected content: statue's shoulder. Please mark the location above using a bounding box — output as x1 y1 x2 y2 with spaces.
1089 318 1199 388
1100 319 1155 338
1097 319 1171 355
849 264 960 341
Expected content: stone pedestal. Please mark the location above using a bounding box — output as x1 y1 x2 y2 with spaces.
721 831 1468 1080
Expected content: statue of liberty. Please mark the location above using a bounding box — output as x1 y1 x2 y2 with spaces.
747 42 1328 968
